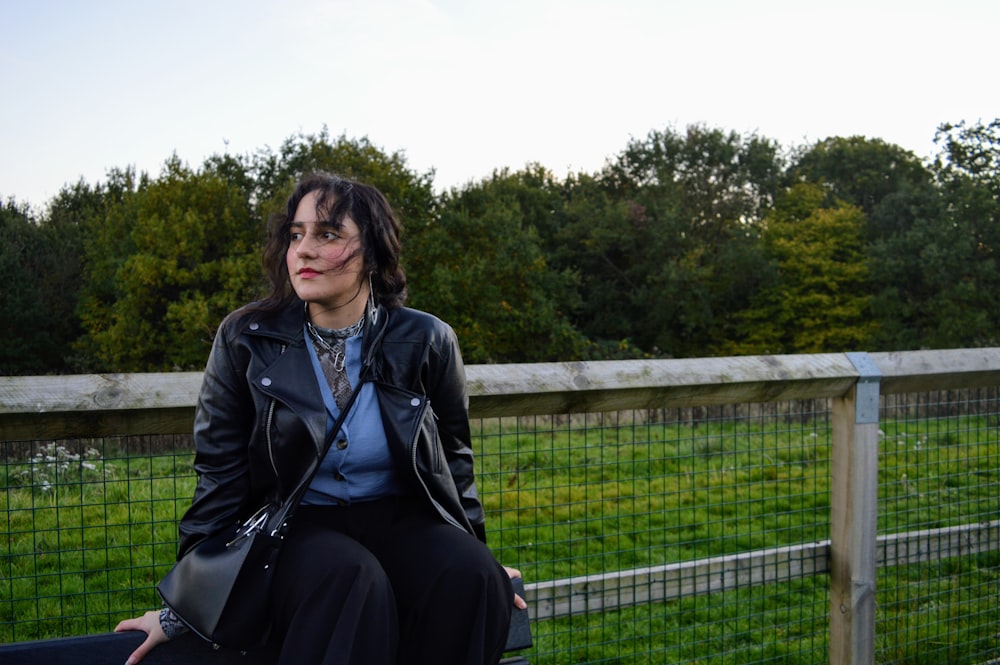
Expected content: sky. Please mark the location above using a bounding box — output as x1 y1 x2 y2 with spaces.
2 0 998 209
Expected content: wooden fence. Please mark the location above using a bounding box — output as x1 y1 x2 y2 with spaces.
3 348 1000 665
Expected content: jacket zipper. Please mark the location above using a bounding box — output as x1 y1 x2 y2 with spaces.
265 344 286 481
266 398 279 481
407 396 466 532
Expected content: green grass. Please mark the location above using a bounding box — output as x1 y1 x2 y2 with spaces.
2 442 194 641
477 417 832 582
2 413 998 664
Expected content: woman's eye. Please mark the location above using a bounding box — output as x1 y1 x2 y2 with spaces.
290 232 304 241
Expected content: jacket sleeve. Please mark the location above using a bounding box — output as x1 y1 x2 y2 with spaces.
176 318 255 558
428 324 487 542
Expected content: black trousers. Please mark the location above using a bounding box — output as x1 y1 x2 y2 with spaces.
269 497 513 665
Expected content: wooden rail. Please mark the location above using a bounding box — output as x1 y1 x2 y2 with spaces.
5 349 1000 440
529 520 1000 619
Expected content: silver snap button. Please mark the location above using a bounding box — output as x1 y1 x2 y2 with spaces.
261 377 272 387
249 322 259 330
410 397 421 407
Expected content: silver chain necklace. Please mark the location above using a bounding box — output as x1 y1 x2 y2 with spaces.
306 317 364 372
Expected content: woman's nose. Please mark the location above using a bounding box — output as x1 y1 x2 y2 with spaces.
295 236 318 256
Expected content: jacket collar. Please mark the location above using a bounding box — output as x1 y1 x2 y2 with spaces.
247 299 391 371
243 300 308 345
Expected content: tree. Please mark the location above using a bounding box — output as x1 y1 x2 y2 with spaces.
75 132 441 371
74 167 144 370
566 125 782 357
251 128 437 233
551 171 651 355
789 136 932 226
0 200 49 374
78 157 260 370
407 168 588 363
732 184 875 354
42 179 114 371
920 119 1000 347
865 186 944 350
933 119 1000 193
868 119 1000 351
0 193 87 374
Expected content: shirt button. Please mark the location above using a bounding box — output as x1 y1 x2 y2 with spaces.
336 439 348 450
333 472 345 482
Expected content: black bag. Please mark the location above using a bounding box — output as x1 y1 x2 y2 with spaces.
156 503 286 649
158 360 372 650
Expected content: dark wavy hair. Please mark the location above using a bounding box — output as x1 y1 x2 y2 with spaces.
258 173 407 312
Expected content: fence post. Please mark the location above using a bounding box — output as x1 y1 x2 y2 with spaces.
829 352 881 665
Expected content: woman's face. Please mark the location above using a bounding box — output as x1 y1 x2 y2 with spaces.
286 190 367 323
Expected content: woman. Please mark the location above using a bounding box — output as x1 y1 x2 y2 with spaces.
117 174 523 664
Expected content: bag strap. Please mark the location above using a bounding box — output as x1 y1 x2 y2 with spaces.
266 311 388 534
295 362 371 498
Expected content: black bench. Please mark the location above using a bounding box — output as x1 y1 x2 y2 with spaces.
0 579 532 665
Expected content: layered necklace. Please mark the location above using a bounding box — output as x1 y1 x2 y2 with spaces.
306 316 364 371
307 316 364 409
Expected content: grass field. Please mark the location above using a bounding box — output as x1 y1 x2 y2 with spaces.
2 410 998 664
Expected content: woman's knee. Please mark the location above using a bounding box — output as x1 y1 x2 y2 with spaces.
272 524 395 622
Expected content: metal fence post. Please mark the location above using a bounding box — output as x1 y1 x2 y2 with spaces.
829 352 881 665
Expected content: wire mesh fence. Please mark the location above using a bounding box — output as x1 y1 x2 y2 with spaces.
1 391 998 664
875 389 1000 665
2 435 193 640
476 404 834 664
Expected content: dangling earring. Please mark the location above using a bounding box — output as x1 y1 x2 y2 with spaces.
368 272 378 326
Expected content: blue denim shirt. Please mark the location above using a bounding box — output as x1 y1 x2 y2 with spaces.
301 326 403 505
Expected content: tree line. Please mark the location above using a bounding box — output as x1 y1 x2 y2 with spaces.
1 120 998 375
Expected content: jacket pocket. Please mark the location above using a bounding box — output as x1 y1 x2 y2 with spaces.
373 381 471 533
374 381 440 474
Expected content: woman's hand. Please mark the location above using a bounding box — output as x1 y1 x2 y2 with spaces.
114 609 168 665
504 566 527 610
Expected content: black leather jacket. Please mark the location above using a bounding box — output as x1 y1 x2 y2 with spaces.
176 300 485 557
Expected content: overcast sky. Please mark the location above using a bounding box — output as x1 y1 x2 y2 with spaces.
2 0 997 209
